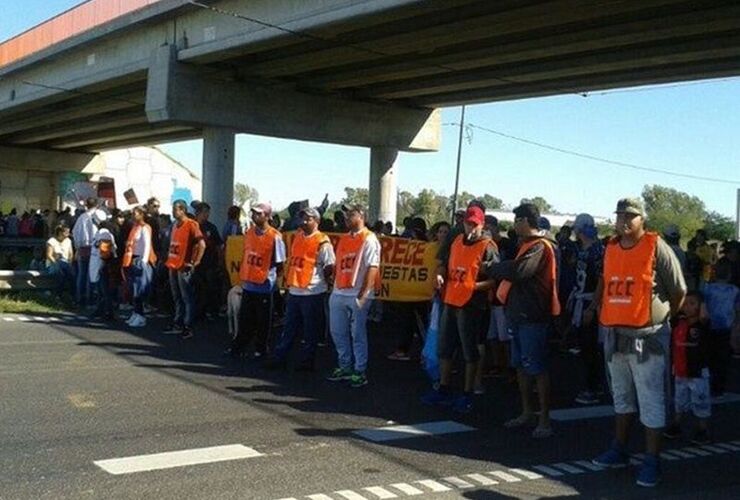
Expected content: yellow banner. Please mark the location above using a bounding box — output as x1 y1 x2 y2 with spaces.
225 232 439 302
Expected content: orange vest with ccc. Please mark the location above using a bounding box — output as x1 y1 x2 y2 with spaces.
285 230 330 289
443 234 495 307
240 226 281 284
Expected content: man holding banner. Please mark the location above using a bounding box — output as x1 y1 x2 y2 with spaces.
326 204 380 388
266 208 335 371
422 206 499 414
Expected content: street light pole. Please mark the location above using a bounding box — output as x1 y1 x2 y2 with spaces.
451 105 466 221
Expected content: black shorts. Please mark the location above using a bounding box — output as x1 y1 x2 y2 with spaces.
437 304 484 363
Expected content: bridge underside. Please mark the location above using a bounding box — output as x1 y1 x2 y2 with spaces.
0 0 739 154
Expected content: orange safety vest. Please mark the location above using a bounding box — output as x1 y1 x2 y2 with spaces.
495 237 561 316
285 230 330 289
335 227 374 290
239 226 281 284
122 223 157 268
443 234 495 307
599 232 658 328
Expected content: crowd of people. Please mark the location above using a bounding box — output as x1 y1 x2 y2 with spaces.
1 193 739 489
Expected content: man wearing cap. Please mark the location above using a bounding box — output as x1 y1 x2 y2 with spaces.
229 202 286 358
570 213 605 405
266 207 335 371
422 206 498 413
489 203 560 438
590 198 686 487
164 199 206 339
326 204 380 388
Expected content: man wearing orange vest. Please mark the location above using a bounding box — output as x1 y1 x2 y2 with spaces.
591 198 686 488
164 199 206 339
489 203 560 439
421 206 498 414
228 202 286 358
266 207 335 371
326 204 381 388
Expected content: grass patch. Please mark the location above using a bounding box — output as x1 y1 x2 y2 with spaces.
0 291 73 314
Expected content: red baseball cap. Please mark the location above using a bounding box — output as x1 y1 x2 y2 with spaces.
464 206 485 226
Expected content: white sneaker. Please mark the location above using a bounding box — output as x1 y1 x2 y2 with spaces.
125 313 137 325
129 314 146 328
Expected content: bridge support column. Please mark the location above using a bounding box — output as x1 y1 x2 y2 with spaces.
368 147 398 227
201 127 235 231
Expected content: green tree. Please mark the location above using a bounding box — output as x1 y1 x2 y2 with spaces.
327 186 370 214
704 211 735 241
411 188 449 225
642 184 706 238
480 193 504 210
233 182 259 207
521 196 554 214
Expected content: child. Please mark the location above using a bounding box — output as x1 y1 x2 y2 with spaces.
28 246 46 272
664 291 712 444
702 258 740 398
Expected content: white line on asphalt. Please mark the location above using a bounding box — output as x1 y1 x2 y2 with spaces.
94 444 263 474
336 489 369 500
389 483 424 496
552 463 585 474
465 473 498 486
684 447 712 457
660 451 681 460
17 316 30 321
509 468 544 480
353 421 475 442
362 486 398 499
573 460 605 472
532 465 564 476
33 316 45 321
442 476 474 488
669 449 694 459
701 445 727 454
307 495 335 500
415 479 451 492
717 443 740 451
3 317 14 322
488 470 521 482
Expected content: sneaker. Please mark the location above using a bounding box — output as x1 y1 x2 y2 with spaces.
326 367 353 382
387 351 411 361
575 390 599 405
592 443 629 469
128 313 146 328
691 429 710 445
163 323 183 334
180 328 193 340
452 395 473 414
636 454 660 487
349 372 368 388
420 387 455 406
663 424 682 440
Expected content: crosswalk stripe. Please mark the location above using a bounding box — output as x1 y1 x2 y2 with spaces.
684 447 712 456
415 480 451 492
551 463 584 474
33 316 45 321
532 465 564 476
362 486 398 499
669 449 694 459
701 445 727 454
716 443 740 451
660 451 680 461
17 316 30 321
389 483 424 496
336 490 368 500
3 317 14 322
465 473 498 486
308 495 335 500
442 476 474 489
573 460 605 471
508 468 543 480
488 471 521 482
353 421 475 442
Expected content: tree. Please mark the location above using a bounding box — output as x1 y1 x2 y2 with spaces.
327 186 370 215
480 193 504 211
642 184 706 238
521 196 554 214
704 211 735 241
233 182 259 207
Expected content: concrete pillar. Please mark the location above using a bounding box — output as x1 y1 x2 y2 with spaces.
201 127 235 231
368 147 398 227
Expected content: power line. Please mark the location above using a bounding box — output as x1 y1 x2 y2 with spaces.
442 122 739 185
586 77 740 96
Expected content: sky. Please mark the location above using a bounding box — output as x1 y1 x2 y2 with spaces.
4 1 739 219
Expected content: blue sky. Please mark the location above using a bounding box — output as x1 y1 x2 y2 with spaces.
4 1 739 218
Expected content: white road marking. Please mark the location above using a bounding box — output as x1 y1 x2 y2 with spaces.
466 473 498 486
3 317 15 322
336 490 368 500
17 316 30 321
552 463 584 474
94 444 263 474
362 486 398 499
308 495 334 500
660 451 681 461
442 476 474 488
353 421 475 442
488 470 521 482
717 443 740 451
33 316 45 321
509 468 543 480
701 445 727 454
549 405 614 421
573 460 604 471
669 449 694 459
532 465 564 476
415 479 451 492
684 447 712 457
389 483 424 496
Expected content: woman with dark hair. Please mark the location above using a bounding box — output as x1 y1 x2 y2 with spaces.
222 205 243 240
46 224 74 293
122 206 156 327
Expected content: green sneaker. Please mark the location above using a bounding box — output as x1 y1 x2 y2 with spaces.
349 372 368 388
326 367 353 382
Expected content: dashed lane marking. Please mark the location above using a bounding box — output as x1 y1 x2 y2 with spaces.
465 473 498 486
441 476 474 489
389 483 424 496
353 421 475 442
362 486 398 499
488 470 522 482
336 490 369 500
414 480 450 492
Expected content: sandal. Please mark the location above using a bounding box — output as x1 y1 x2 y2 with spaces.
504 414 537 428
532 424 554 439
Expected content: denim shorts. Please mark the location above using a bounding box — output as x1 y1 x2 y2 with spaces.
508 322 550 375
675 370 711 419
608 350 666 429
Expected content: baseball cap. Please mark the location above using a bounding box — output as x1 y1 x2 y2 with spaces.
341 204 366 215
615 197 645 217
464 206 485 226
538 216 551 231
663 224 680 238
299 207 321 219
251 202 272 216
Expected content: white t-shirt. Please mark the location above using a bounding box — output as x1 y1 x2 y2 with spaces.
331 231 381 298
289 240 336 296
46 237 73 266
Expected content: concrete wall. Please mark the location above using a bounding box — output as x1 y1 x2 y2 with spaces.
0 169 56 213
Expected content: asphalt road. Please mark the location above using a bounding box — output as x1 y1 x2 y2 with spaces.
1 311 738 500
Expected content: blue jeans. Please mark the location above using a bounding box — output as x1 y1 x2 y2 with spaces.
169 268 195 328
127 258 153 315
95 263 113 317
273 293 326 363
49 261 74 294
509 322 550 376
329 293 371 373
75 253 91 305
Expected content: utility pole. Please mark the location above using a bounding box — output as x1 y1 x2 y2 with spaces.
451 105 466 221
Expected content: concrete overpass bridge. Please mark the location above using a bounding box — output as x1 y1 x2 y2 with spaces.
1 0 739 226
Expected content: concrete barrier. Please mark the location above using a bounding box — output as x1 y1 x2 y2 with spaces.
0 270 56 291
